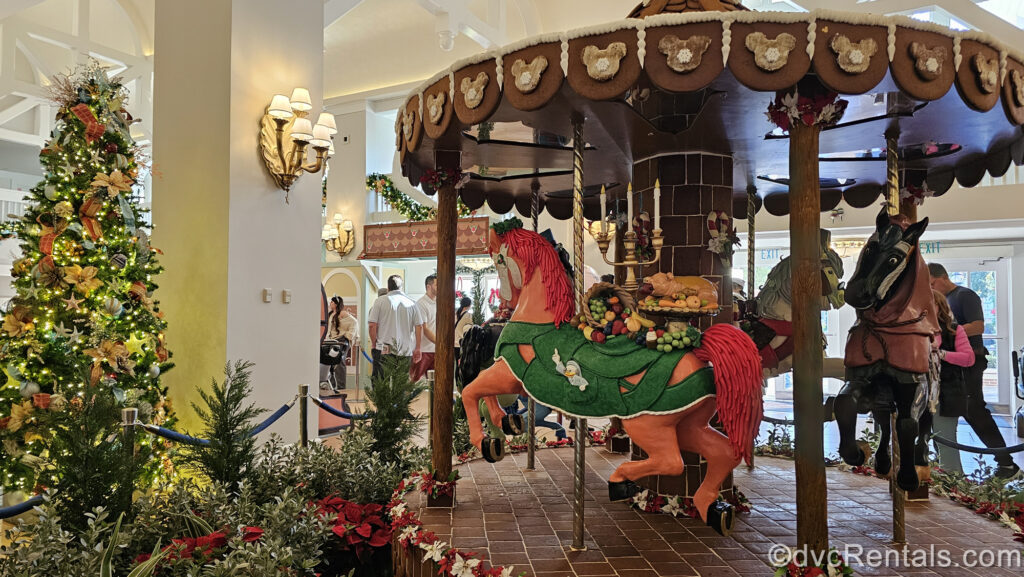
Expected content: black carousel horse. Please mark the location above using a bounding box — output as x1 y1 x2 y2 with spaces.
836 208 937 491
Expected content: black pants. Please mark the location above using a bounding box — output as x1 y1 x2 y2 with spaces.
962 351 1013 467
371 351 411 381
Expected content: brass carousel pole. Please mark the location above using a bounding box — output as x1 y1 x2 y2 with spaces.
885 126 906 544
790 119 828 553
527 182 540 472
571 114 587 552
746 184 756 309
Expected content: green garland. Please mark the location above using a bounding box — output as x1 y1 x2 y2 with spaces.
366 173 472 222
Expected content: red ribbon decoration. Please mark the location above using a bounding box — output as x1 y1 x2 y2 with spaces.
71 103 106 143
79 196 104 240
128 281 148 300
38 215 68 258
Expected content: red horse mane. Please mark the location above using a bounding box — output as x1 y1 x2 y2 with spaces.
491 227 575 327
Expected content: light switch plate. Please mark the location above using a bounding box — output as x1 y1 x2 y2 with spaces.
282 289 292 304
262 288 273 303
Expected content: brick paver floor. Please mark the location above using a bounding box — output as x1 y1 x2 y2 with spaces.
406 448 1023 577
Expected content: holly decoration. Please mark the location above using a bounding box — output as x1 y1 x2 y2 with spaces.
0 63 173 493
366 172 471 222
765 82 849 132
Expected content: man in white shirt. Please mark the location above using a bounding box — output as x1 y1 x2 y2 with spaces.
368 275 423 378
412 274 438 381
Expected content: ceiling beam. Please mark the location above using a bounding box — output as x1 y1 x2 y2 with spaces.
0 127 45 147
417 0 507 49
0 0 45 21
324 0 367 29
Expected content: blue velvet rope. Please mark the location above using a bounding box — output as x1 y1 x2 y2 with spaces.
0 495 44 520
141 423 210 446
309 395 370 420
249 401 294 436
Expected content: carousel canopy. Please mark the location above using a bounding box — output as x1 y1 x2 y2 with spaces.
396 3 1024 219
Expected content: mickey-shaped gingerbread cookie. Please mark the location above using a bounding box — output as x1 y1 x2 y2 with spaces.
425 92 446 125
460 72 489 109
582 42 628 82
909 42 945 81
401 109 415 141
744 32 796 72
830 34 877 74
511 56 549 93
658 34 711 73
1012 69 1024 107
972 53 999 94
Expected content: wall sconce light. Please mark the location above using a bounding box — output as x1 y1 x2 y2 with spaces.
322 212 355 257
459 257 494 271
259 87 336 202
832 239 866 259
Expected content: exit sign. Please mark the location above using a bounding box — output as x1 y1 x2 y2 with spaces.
921 241 941 254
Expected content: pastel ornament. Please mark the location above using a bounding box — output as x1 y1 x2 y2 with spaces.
830 34 877 74
109 253 128 270
148 364 161 379
511 56 549 93
582 42 628 82
658 34 711 73
909 42 945 81
745 32 796 72
19 382 40 398
460 72 490 109
103 296 123 317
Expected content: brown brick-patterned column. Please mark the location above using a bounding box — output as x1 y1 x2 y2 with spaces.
630 151 736 499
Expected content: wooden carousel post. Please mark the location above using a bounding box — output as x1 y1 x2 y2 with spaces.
789 121 828 553
527 182 540 472
885 127 907 544
571 114 588 552
430 151 460 506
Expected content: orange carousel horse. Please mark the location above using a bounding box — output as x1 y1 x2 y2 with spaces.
462 220 763 535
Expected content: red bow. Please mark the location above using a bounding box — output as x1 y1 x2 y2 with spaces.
79 195 104 241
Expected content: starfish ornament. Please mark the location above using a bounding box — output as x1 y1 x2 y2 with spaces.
68 327 83 344
55 322 73 338
125 333 147 357
63 295 83 311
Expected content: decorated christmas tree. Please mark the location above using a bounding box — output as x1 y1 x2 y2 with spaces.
0 64 173 495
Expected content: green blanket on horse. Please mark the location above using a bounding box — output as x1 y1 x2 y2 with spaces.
494 321 715 419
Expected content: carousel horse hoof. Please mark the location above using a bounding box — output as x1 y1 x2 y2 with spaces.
874 449 892 477
897 464 920 492
706 501 735 537
481 437 506 463
501 414 525 436
608 479 641 502
838 441 868 467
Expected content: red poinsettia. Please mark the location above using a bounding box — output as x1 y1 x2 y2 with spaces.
317 497 393 558
241 526 264 543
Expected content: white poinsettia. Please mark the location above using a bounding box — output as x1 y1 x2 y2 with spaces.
399 525 420 543
450 554 481 577
633 489 650 510
391 502 407 516
661 498 684 517
827 563 843 577
499 566 515 577
421 540 448 563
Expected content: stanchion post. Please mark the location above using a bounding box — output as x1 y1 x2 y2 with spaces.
122 407 138 459
427 369 435 455
299 383 309 447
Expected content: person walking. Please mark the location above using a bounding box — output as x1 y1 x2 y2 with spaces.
411 274 438 381
368 275 423 378
929 290 975 474
326 296 358 388
929 263 1020 478
454 296 473 362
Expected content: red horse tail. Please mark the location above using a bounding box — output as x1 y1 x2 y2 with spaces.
694 324 763 466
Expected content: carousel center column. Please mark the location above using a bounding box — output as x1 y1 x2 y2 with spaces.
630 149 736 501
152 0 324 438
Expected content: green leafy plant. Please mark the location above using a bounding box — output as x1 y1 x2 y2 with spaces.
46 390 142 531
363 354 426 468
177 360 265 492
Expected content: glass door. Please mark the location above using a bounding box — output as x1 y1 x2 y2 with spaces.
938 258 1010 409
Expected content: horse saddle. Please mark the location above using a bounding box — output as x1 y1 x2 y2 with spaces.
494 321 715 419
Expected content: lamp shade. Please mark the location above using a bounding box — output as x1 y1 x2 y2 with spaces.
328 140 335 157
321 225 333 240
333 213 344 224
291 118 313 142
290 88 312 112
342 220 354 231
316 112 337 135
310 124 332 148
268 94 293 118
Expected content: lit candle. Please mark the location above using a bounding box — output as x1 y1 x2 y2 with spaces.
626 182 633 231
600 186 607 234
654 179 661 229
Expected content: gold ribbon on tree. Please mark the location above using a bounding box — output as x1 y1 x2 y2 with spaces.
79 195 104 240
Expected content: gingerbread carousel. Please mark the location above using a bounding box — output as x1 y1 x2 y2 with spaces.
392 0 1024 571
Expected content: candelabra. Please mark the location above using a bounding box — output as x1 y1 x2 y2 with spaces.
592 182 664 292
